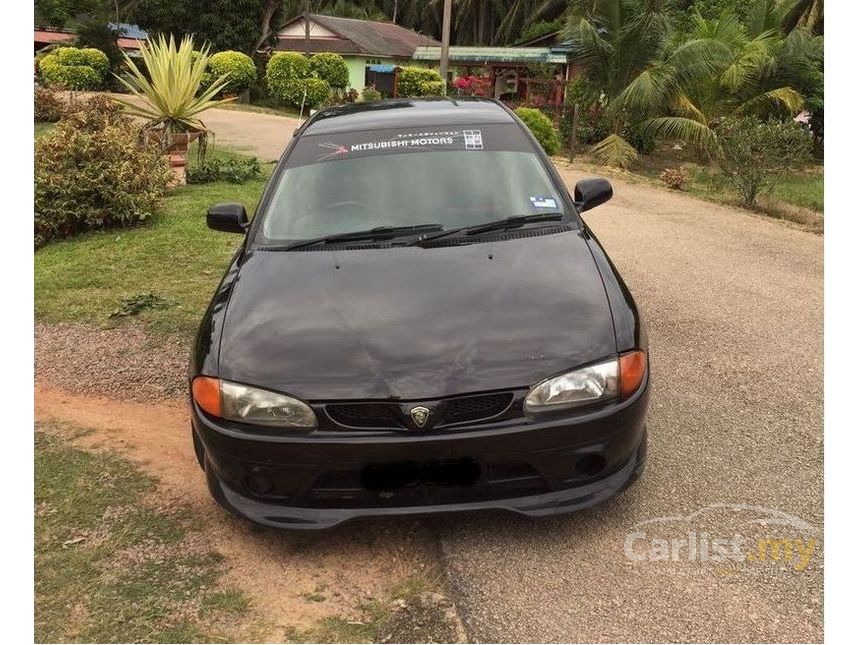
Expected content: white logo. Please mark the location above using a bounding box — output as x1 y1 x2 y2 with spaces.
463 130 483 150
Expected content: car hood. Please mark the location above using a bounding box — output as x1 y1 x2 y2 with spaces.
218 231 617 401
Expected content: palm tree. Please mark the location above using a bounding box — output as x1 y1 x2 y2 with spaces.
617 8 805 158
561 0 681 166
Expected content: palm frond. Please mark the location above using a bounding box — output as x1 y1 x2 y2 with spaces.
720 33 778 92
644 116 718 149
613 63 675 113
673 93 708 124
591 133 639 168
734 86 805 117
567 15 615 66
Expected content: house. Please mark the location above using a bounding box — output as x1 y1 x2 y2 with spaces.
412 46 572 105
272 13 440 93
34 23 148 56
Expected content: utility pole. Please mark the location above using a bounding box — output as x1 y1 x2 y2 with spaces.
304 0 310 57
439 0 452 91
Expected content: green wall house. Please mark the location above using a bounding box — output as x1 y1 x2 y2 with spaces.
272 14 440 95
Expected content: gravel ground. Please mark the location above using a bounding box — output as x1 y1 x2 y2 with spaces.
430 167 823 642
35 322 188 402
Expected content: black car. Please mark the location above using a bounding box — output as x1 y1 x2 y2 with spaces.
189 98 649 529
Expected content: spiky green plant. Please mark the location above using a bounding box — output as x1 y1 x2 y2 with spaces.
113 35 232 143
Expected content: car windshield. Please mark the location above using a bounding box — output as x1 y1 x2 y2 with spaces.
256 123 569 243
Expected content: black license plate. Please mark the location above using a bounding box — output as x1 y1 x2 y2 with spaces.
360 458 481 490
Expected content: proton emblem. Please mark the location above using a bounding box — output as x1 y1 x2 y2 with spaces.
410 406 430 428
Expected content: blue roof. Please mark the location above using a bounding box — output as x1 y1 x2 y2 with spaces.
108 22 148 39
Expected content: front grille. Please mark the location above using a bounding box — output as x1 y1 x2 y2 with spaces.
326 403 398 428
325 391 515 431
442 392 513 424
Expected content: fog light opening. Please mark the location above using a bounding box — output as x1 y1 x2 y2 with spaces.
576 453 606 478
245 473 275 495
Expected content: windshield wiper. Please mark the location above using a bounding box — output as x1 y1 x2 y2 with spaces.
270 224 444 251
411 213 565 246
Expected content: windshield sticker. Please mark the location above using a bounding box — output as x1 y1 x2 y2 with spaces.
316 129 484 162
530 196 558 209
464 130 484 149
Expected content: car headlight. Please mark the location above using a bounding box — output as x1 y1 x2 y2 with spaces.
524 351 646 413
192 376 317 429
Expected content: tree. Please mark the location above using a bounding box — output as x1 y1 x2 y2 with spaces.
611 1 811 162
35 0 103 28
131 0 286 53
561 0 682 166
715 117 811 206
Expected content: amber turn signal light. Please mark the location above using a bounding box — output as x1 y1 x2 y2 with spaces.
619 350 647 399
192 376 222 417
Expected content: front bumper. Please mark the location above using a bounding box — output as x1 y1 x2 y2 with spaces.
192 382 649 530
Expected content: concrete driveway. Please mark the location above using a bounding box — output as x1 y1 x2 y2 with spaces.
202 107 302 162
204 110 823 642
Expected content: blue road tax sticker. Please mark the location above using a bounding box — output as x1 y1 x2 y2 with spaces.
529 196 558 209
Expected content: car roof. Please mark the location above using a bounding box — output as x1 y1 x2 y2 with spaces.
301 98 516 135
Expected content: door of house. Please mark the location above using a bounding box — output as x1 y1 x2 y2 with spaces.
366 64 397 97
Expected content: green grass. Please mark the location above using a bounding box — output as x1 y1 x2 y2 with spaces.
683 163 824 212
35 121 55 137
565 146 824 230
34 146 272 339
283 574 456 643
769 171 824 212
35 424 252 642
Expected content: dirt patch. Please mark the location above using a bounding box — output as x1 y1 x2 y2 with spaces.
35 385 444 640
35 322 188 402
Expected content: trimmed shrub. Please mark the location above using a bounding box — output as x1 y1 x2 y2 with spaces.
206 50 257 94
280 76 331 108
716 117 812 207
397 67 444 97
34 99 171 247
301 77 331 108
418 80 445 96
35 88 65 122
361 86 382 102
310 52 349 89
266 52 311 101
38 47 109 90
659 167 689 190
515 107 561 156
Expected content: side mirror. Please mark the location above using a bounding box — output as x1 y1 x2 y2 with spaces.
574 178 613 213
207 203 248 234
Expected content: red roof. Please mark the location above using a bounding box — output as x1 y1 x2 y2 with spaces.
34 30 76 45
34 29 143 51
